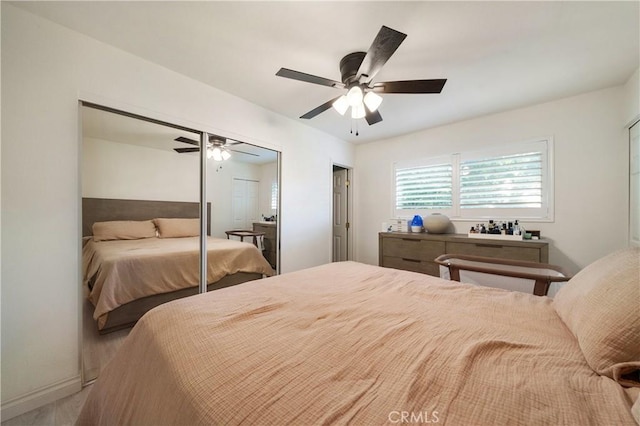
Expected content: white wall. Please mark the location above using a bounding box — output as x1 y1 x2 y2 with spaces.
83 138 200 201
354 86 629 274
1 4 353 417
623 67 639 125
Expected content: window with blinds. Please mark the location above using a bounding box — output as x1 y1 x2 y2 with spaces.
271 181 278 211
395 163 453 210
460 151 543 209
393 138 553 220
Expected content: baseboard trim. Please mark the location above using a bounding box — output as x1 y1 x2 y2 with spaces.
1 376 82 421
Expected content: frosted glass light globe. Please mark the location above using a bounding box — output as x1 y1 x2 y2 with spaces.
346 86 363 107
364 91 382 112
351 103 366 119
332 95 349 115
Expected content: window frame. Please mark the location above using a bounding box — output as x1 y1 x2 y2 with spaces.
392 137 554 222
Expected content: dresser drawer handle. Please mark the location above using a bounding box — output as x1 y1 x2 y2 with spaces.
401 238 420 242
475 244 503 248
402 258 421 263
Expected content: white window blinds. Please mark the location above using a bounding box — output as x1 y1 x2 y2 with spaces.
460 151 543 209
395 162 453 211
270 181 278 211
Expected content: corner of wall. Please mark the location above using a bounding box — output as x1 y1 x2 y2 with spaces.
624 67 639 126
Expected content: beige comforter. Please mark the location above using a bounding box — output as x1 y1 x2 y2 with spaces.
77 262 637 425
83 236 274 329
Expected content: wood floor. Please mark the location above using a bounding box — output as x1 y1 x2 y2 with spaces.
1 293 130 425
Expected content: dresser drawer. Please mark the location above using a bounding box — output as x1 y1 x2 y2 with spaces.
382 256 440 276
446 241 541 262
253 223 277 268
379 232 549 279
253 224 276 239
382 238 445 262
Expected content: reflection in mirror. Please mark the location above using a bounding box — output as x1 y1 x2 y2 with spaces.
80 104 280 384
204 135 279 272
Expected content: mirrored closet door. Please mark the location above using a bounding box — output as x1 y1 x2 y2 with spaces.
80 103 280 384
205 133 279 275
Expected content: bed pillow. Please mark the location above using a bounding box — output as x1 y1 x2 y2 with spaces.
154 218 199 238
92 220 157 242
553 247 640 386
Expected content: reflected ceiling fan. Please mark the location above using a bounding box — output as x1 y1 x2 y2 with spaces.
173 136 258 161
276 25 447 133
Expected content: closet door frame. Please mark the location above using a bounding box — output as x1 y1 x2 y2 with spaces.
630 119 639 247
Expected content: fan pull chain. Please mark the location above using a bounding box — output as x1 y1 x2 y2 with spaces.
349 119 360 136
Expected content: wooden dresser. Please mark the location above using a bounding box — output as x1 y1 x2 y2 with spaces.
379 232 549 277
253 222 277 268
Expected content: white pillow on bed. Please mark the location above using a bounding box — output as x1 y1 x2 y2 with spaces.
153 218 199 238
553 247 640 386
92 220 157 242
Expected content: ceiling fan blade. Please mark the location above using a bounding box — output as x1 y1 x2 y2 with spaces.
229 149 259 157
365 109 383 126
357 26 407 84
174 147 200 153
300 96 342 119
174 136 200 146
276 68 345 89
372 79 447 94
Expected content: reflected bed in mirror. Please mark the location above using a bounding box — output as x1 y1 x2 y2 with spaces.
82 198 274 334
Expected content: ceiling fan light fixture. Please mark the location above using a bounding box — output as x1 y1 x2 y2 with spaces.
351 103 366 119
332 95 349 115
276 26 447 132
211 147 223 162
363 91 383 112
346 86 363 107
175 136 239 160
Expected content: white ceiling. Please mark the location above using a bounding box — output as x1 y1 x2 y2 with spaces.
13 1 640 144
82 105 278 164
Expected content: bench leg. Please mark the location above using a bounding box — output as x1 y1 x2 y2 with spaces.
533 279 551 296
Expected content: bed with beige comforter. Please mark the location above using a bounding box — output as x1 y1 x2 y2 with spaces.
83 236 274 330
77 249 640 425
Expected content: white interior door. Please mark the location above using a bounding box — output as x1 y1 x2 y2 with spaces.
232 178 246 229
246 180 260 228
232 178 260 229
333 168 348 261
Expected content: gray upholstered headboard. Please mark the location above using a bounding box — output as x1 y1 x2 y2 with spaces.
82 198 211 237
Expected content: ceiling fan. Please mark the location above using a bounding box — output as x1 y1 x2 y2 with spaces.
276 25 447 131
173 136 259 161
